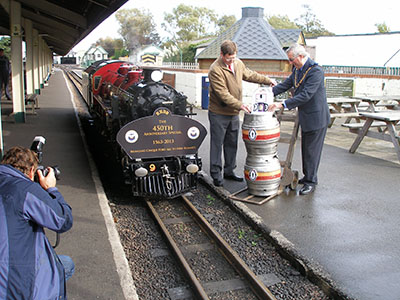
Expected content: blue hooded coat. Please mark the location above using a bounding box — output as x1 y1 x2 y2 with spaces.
0 164 73 300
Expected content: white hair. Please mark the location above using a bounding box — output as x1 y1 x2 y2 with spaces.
287 43 309 58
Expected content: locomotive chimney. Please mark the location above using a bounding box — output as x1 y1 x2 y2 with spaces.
142 67 163 83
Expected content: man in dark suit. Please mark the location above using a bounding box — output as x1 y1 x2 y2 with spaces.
0 48 11 100
268 43 330 195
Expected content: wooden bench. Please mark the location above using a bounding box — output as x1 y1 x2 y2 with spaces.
343 112 400 163
327 98 361 127
341 121 387 134
331 112 360 119
25 93 38 114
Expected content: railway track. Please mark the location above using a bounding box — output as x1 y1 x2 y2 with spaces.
62 67 83 95
147 195 277 300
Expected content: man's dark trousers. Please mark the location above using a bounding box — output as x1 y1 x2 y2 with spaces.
0 73 10 99
301 126 327 185
208 111 240 181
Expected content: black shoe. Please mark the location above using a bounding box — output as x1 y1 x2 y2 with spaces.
224 173 243 182
213 178 223 187
298 177 305 184
299 184 315 195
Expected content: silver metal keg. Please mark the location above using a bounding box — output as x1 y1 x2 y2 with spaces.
242 111 281 196
242 112 280 156
244 154 281 196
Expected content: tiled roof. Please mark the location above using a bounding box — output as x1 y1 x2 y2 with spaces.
273 29 303 48
195 21 242 59
196 7 290 60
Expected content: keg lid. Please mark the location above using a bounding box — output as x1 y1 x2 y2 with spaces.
252 86 274 114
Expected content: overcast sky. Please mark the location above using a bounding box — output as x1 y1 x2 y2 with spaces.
73 0 400 52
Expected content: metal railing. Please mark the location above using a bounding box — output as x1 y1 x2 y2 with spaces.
161 62 199 69
323 65 400 76
160 62 400 76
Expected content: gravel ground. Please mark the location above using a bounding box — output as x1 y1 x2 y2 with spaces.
108 183 330 300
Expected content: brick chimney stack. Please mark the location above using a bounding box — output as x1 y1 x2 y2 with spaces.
241 7 264 18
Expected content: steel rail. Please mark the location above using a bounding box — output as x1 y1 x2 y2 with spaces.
145 199 210 300
181 195 277 300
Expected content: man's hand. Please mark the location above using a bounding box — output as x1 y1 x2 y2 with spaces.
267 102 283 112
37 167 57 190
240 104 251 113
269 78 277 87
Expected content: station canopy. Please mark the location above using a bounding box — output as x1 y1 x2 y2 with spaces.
0 0 128 55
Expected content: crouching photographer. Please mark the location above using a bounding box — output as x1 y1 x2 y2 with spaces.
0 145 74 300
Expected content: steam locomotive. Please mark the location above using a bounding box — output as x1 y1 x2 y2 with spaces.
81 60 206 199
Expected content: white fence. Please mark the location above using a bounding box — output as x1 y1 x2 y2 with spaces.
161 62 199 70
323 65 400 76
162 62 400 76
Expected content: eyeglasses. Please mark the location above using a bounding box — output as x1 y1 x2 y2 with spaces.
288 55 298 62
224 54 236 62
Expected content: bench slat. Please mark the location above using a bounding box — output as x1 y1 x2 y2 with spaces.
341 121 386 129
330 113 360 118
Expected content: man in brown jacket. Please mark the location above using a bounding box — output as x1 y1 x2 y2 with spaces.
208 40 276 187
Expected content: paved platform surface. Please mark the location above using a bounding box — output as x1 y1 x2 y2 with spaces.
1 69 399 300
193 107 400 300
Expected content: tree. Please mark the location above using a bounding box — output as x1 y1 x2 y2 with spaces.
267 15 298 29
0 37 11 58
115 8 160 53
375 22 390 33
162 4 218 43
164 43 197 63
162 4 236 63
95 37 125 58
217 15 237 34
295 5 334 37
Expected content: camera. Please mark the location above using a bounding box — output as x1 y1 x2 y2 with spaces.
30 136 61 181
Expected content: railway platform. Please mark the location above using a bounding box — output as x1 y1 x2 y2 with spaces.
1 67 399 300
1 68 131 300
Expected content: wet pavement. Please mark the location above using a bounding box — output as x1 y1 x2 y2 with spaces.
193 107 400 300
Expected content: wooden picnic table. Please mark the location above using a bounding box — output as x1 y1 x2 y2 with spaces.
342 111 400 162
351 95 400 112
327 97 361 127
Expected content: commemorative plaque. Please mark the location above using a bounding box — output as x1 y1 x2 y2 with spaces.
116 107 207 159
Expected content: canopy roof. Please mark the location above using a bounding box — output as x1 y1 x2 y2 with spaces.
0 0 128 55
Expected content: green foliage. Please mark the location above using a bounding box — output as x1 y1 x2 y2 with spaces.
95 37 125 58
115 8 160 51
237 228 262 246
164 42 203 63
161 4 236 63
217 15 237 34
206 194 215 205
0 37 11 57
162 4 218 43
267 15 298 29
375 22 390 33
113 48 129 59
295 5 334 37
